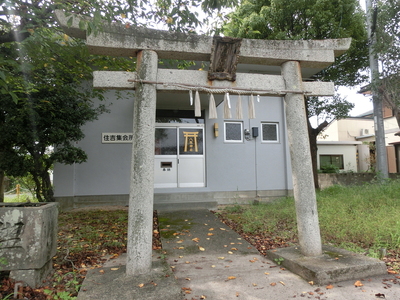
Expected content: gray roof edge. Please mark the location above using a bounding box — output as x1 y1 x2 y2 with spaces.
317 141 363 145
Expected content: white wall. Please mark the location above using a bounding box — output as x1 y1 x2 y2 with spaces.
317 143 359 172
319 118 375 142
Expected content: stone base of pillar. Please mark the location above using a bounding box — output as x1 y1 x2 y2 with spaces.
10 259 53 288
266 245 387 285
76 256 181 300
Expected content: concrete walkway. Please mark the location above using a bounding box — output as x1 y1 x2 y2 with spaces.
77 209 400 300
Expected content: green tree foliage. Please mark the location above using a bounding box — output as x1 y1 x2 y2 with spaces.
223 0 368 85
373 0 400 126
0 30 112 201
375 0 400 78
223 0 367 185
0 0 236 201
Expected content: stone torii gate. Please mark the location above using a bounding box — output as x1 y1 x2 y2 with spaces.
55 11 351 276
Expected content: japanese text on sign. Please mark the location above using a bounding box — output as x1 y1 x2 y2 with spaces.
102 133 133 143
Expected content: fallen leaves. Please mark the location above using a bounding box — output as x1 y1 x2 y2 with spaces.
215 213 295 255
14 207 400 300
354 280 364 287
136 281 158 288
267 282 283 287
326 284 334 289
42 209 162 299
227 276 237 280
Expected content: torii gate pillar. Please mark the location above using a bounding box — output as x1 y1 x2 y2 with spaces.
282 61 322 256
126 50 158 275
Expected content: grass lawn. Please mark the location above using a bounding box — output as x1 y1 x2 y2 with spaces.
217 180 400 274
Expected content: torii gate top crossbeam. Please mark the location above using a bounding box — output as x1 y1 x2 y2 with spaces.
55 10 351 71
92 69 335 97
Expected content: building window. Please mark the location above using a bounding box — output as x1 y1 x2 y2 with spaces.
261 123 279 142
320 155 344 170
224 122 243 142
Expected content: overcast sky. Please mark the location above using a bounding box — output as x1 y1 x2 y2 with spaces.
338 0 373 117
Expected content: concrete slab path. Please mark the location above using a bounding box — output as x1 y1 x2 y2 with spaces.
159 209 400 300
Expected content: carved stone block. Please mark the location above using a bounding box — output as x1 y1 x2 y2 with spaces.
0 202 58 287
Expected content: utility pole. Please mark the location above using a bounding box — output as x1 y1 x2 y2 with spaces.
365 0 389 179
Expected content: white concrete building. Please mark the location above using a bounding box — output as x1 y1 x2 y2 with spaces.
317 107 400 173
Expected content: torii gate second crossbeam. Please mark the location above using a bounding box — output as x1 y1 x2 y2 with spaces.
55 10 351 276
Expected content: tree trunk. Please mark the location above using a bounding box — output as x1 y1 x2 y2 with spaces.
0 169 4 203
305 98 329 189
41 171 55 202
388 104 400 130
31 173 44 202
379 84 400 128
308 122 320 189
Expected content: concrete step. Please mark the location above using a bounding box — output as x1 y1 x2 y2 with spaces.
154 201 218 212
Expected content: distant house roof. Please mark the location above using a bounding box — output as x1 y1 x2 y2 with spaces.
317 141 362 145
358 85 372 95
355 134 375 140
342 110 374 120
352 110 374 118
